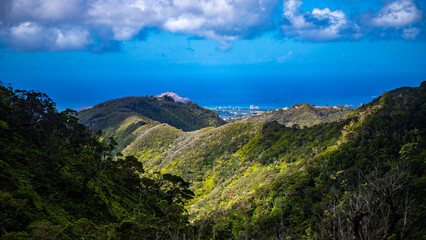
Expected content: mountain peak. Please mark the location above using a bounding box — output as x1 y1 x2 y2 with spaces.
155 92 191 103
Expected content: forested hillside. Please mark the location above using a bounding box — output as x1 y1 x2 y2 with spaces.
116 82 426 239
77 95 226 154
0 84 194 239
77 95 225 132
1 81 425 239
189 82 426 239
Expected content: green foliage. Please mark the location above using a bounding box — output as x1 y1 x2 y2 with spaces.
0 84 194 239
98 81 425 239
189 82 426 239
76 95 226 157
7 81 424 239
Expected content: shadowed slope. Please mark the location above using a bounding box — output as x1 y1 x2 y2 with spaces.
77 95 225 132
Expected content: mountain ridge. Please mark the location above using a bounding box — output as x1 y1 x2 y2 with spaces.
77 95 225 132
0 85 194 239
0 82 424 239
116 82 426 239
243 103 353 127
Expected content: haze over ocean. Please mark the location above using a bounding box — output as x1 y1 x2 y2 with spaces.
0 0 425 110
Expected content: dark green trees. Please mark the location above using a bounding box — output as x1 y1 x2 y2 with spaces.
1 81 425 239
188 82 426 239
0 84 194 239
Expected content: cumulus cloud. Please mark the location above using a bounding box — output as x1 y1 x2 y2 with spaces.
362 0 424 40
0 0 424 52
281 0 360 41
163 15 206 33
3 22 91 51
0 0 280 51
282 0 424 41
369 0 423 27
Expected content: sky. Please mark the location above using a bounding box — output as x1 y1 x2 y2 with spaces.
0 0 425 110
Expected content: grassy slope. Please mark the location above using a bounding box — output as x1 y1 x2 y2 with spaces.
75 83 424 239
77 96 226 153
109 103 353 222
123 118 348 220
122 83 425 232
244 103 353 127
197 82 426 239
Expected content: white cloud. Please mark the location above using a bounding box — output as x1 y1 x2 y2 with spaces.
370 0 423 27
1 0 281 51
55 28 92 51
112 26 140 41
0 0 424 51
283 0 311 29
8 22 57 51
163 15 206 33
6 22 91 51
402 27 421 39
10 0 84 21
281 0 358 41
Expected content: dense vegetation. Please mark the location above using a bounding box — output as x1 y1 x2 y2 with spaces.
189 82 426 239
115 83 425 239
0 84 194 239
244 103 353 127
1 81 425 239
77 95 226 155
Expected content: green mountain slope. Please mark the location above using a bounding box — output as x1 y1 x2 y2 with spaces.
243 103 353 127
123 118 347 219
193 82 426 239
3 81 423 239
77 95 226 132
0 85 194 239
117 82 425 239
77 95 226 155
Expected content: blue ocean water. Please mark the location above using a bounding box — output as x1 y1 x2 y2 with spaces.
6 71 424 112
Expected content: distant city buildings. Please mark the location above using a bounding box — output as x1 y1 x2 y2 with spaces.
209 103 359 120
210 105 266 119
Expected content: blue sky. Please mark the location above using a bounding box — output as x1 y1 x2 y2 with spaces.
0 0 425 110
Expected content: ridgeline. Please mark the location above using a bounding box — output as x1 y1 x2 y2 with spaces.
243 103 353 128
1 82 425 239
0 85 194 239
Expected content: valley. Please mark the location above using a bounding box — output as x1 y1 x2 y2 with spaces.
2 0 424 238
1 83 424 239
77 85 425 238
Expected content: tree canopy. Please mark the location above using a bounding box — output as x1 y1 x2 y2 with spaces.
0 83 194 239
